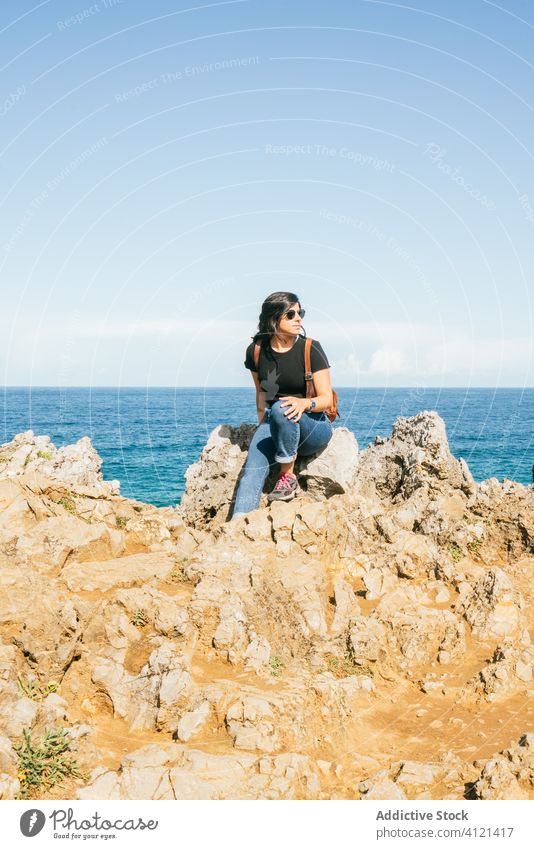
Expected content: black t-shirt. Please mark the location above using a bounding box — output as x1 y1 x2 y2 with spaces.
244 336 330 405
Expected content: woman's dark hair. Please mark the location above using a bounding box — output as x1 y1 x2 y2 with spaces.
251 291 305 346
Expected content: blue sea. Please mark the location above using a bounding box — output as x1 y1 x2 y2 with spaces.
1 388 533 508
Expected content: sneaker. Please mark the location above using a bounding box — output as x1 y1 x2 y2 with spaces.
267 472 301 502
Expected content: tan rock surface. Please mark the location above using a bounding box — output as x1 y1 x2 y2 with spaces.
61 553 175 593
0 414 533 800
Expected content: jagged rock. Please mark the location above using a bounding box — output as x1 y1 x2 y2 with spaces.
121 514 172 549
91 638 192 732
356 412 476 503
474 757 528 800
0 430 120 496
362 568 398 600
463 641 534 703
359 769 407 800
312 672 374 719
176 700 211 742
0 478 47 533
244 635 271 673
277 559 328 638
179 424 256 530
2 583 90 681
295 428 359 497
376 588 466 671
180 423 358 530
213 599 248 662
2 411 534 802
1 695 39 737
458 568 525 640
348 616 386 666
225 696 279 753
114 587 190 638
473 735 534 799
395 760 442 790
78 744 323 800
331 577 360 636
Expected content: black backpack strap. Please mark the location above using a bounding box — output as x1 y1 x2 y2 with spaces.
304 337 314 398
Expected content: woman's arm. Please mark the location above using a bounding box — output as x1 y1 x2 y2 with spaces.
251 371 267 423
279 368 334 421
308 367 333 412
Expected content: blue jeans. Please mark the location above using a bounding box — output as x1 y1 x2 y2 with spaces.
231 399 334 517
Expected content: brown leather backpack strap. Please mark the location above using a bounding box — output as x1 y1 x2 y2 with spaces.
304 338 314 398
253 342 261 371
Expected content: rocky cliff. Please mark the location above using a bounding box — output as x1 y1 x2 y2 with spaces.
0 415 533 800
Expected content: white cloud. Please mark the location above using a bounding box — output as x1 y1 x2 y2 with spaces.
317 324 533 384
1 316 533 386
368 349 407 375
66 318 248 340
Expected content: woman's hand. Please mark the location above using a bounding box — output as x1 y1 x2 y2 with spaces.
279 396 309 422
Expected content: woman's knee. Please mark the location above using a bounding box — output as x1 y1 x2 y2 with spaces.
298 422 333 456
270 399 295 425
269 400 285 421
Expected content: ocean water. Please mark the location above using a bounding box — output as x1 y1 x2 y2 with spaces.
1 387 533 508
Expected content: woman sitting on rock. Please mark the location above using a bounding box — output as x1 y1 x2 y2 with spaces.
231 291 334 518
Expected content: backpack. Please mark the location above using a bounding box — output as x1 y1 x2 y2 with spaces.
253 337 340 423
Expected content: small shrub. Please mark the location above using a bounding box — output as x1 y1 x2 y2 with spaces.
56 496 76 514
324 651 373 678
467 538 482 558
131 609 149 627
14 726 88 799
449 543 463 563
37 450 54 461
169 568 188 583
115 515 128 529
269 655 284 677
17 676 59 701
168 556 189 583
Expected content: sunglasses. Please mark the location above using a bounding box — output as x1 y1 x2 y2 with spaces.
283 308 305 320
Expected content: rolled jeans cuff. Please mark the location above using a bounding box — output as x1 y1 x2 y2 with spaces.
274 453 297 463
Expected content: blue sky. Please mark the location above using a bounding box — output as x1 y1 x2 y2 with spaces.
1 0 533 387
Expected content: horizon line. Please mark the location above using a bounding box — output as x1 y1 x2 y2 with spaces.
2 385 534 391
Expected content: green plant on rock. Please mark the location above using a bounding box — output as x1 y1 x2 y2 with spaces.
449 543 463 563
462 515 478 526
131 608 149 627
56 496 76 514
467 538 482 558
324 650 373 679
169 568 188 583
115 515 128 528
14 726 88 799
269 655 285 677
17 676 60 701
37 450 54 461
168 556 189 583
